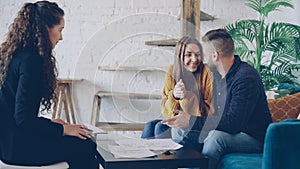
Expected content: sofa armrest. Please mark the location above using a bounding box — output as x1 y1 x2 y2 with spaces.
263 119 300 169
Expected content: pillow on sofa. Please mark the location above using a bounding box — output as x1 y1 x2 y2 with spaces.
267 92 300 122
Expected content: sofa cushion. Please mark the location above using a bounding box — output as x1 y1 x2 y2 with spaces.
217 153 262 169
262 119 300 169
267 92 300 122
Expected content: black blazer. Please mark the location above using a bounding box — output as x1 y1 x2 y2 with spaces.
0 48 63 162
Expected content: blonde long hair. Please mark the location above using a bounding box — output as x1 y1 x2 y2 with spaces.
172 36 207 116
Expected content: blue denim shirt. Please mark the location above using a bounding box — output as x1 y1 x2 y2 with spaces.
190 55 272 143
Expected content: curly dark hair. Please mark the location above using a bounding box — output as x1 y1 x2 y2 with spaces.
0 1 64 111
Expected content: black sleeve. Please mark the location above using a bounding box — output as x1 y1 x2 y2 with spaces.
14 53 63 138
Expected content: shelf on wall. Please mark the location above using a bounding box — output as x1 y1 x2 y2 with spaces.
145 11 215 47
98 66 167 72
145 39 178 47
177 11 215 21
199 11 215 21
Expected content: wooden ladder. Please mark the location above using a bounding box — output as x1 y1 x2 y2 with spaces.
91 91 162 131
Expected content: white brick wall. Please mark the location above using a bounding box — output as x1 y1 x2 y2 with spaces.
1 0 299 124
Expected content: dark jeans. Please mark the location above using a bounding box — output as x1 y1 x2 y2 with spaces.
141 119 171 139
172 128 204 152
180 130 204 151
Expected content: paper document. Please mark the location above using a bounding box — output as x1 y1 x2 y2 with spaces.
107 138 182 158
115 138 183 151
108 145 156 158
83 123 107 134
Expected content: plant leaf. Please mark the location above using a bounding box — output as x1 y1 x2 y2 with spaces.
246 0 294 17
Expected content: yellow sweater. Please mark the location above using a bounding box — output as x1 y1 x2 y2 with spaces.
161 65 213 118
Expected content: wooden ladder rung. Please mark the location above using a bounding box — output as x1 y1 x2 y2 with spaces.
96 122 145 131
95 91 162 100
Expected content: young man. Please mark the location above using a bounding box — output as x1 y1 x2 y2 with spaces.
162 29 272 169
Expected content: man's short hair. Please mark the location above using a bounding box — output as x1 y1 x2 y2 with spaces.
202 29 234 57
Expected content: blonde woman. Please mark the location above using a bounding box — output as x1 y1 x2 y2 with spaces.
142 36 213 147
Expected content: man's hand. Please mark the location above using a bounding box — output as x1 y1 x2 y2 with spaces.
162 109 191 128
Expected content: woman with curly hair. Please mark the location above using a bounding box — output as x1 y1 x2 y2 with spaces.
0 1 99 168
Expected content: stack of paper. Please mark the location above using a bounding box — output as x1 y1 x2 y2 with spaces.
107 138 183 158
83 123 107 134
108 145 156 158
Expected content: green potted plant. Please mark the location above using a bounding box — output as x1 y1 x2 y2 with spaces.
225 0 300 90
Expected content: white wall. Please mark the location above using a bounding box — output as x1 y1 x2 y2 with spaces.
1 0 297 124
267 0 300 24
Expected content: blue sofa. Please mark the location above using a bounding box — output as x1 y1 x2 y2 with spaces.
217 119 300 169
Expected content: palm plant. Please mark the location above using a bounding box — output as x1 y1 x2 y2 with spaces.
225 0 300 90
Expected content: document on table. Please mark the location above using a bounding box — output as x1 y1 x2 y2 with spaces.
115 138 183 150
107 138 183 158
108 145 156 158
83 123 107 134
